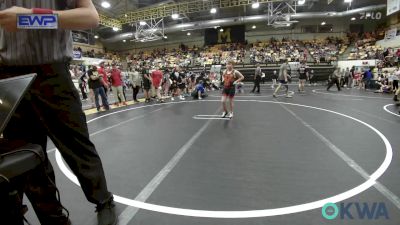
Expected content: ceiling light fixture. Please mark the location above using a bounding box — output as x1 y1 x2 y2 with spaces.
210 8 217 14
220 28 224 32
171 13 179 20
101 1 111 8
321 21 326 26
351 17 356 21
298 0 305 5
252 25 256 29
187 32 191 36
252 2 260 9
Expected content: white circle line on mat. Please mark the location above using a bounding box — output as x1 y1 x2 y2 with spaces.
383 104 400 118
55 100 392 218
312 89 392 100
209 91 295 98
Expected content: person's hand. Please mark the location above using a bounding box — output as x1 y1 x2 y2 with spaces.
0 6 32 32
285 79 288 83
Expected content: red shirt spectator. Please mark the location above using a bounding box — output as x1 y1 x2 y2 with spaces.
151 69 163 88
98 63 109 87
110 67 123 87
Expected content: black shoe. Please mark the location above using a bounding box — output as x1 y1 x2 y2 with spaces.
36 205 71 225
96 198 117 225
394 96 399 102
41 216 71 225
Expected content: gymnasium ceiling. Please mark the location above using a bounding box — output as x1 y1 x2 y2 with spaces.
91 0 387 40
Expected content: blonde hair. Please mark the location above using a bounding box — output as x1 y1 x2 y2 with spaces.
227 60 235 66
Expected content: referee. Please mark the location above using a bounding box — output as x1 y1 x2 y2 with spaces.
327 67 342 91
0 1 116 225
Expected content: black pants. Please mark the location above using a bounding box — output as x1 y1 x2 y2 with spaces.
363 79 370 90
343 77 349 87
191 90 207 99
393 80 399 91
0 63 112 224
79 82 87 99
252 78 261 93
327 78 341 91
123 85 127 101
132 85 140 101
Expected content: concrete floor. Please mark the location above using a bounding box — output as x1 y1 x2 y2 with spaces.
25 84 400 225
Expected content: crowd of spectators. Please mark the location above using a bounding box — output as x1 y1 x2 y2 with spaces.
69 61 222 111
250 38 306 64
73 34 397 70
72 36 352 67
303 37 346 64
73 46 120 60
347 38 399 68
124 43 246 69
247 37 345 65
